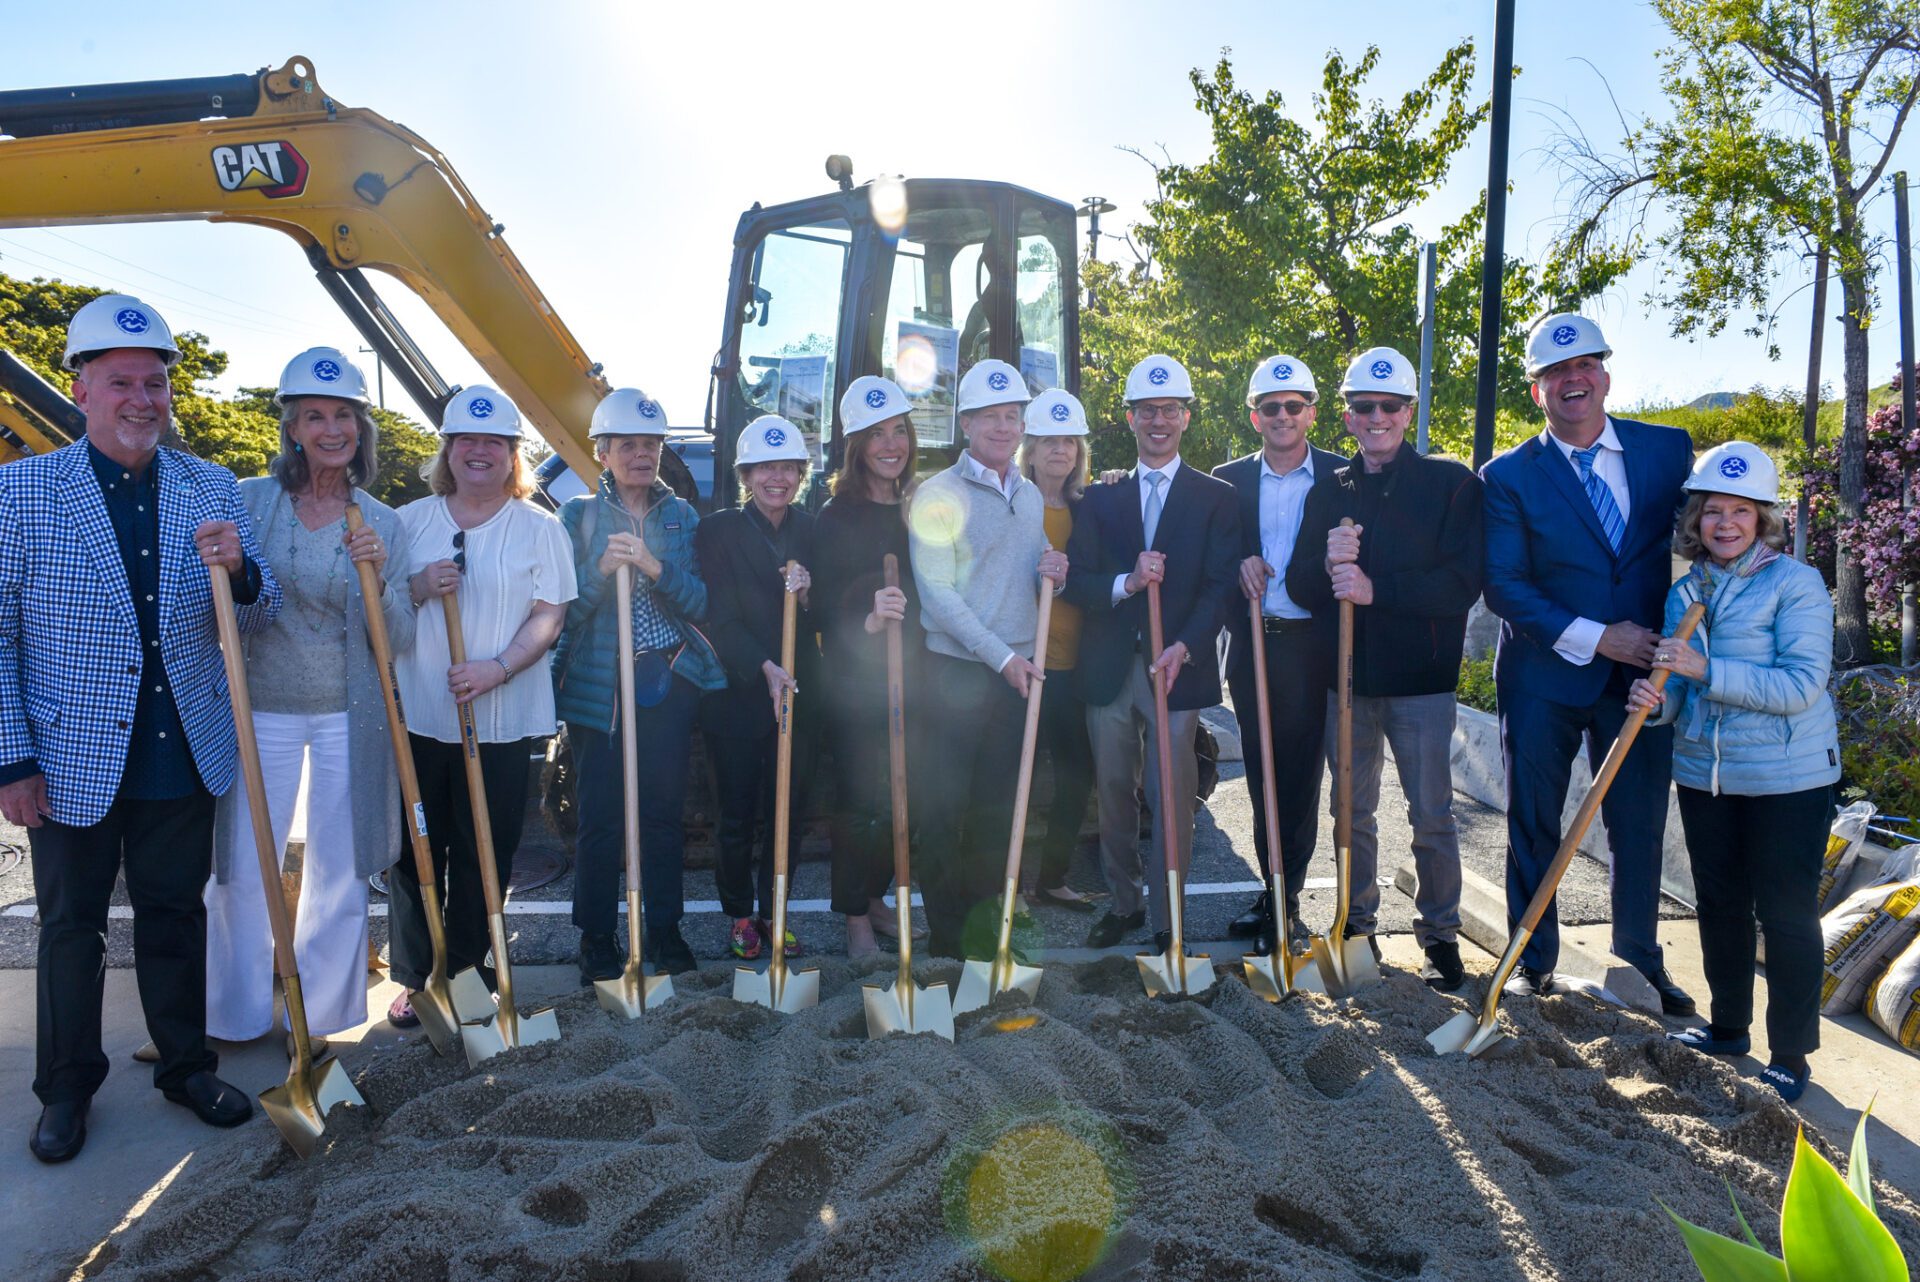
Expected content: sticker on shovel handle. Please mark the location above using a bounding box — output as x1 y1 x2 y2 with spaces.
413 802 429 838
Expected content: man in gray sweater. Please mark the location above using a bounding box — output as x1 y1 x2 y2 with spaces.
908 359 1067 959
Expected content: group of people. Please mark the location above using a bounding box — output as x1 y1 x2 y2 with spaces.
0 293 1840 1167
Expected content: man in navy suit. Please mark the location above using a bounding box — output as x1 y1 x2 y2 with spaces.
1066 355 1241 950
1481 314 1695 1014
1212 355 1346 957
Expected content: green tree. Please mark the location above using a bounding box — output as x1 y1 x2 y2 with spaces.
1081 45 1615 473
1550 0 1920 666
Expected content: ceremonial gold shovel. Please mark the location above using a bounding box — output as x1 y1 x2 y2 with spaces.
442 592 560 1065
1137 579 1216 997
863 555 954 1039
211 566 363 1157
951 576 1053 1017
733 561 821 1014
596 564 676 1020
1429 601 1707 1057
1241 594 1326 1001
346 504 457 1056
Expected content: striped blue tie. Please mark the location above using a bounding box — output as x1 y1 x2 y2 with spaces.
1572 445 1625 554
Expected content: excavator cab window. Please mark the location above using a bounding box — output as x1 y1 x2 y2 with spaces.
1013 200 1074 396
878 203 992 450
732 218 849 474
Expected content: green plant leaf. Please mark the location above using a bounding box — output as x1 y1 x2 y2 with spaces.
1727 1181 1765 1251
1662 1202 1789 1281
1848 1103 1876 1214
1780 1128 1910 1282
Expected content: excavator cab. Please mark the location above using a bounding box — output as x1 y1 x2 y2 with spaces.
710 171 1079 500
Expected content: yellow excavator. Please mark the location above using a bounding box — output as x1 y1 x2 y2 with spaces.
0 56 1082 493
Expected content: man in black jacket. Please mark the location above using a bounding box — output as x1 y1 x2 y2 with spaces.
1285 347 1483 991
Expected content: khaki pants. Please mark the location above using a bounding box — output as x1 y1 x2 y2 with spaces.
1087 659 1199 933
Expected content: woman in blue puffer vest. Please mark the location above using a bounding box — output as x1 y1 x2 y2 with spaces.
553 390 725 983
1628 441 1839 1103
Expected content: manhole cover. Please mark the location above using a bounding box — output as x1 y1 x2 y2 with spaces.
368 848 569 899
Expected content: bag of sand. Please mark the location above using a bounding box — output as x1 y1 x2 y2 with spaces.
1817 800 1877 913
1866 932 1920 1053
1818 879 1920 1015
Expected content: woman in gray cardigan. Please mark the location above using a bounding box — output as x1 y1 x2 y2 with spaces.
1628 441 1839 1103
203 348 415 1049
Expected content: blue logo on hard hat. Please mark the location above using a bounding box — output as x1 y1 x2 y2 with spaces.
987 371 1011 392
1147 366 1170 386
468 396 495 420
865 387 888 409
1275 363 1294 381
1050 402 1071 423
1719 455 1749 479
114 308 150 335
764 426 788 446
312 359 342 382
1370 359 1393 380
1551 324 1579 347
638 398 660 418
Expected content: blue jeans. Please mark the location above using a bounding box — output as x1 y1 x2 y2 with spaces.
567 675 698 938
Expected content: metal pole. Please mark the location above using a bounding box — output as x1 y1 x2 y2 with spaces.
1471 0 1517 471
358 344 386 410
1417 241 1438 454
1796 244 1829 564
1896 173 1916 664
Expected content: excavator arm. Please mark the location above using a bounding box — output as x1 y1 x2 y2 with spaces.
0 56 627 487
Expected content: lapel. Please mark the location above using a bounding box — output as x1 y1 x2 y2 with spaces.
1117 470 1146 555
1615 419 1658 551
1530 433 1614 559
61 443 140 632
156 449 194 638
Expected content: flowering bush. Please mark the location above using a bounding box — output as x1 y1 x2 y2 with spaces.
1805 391 1920 626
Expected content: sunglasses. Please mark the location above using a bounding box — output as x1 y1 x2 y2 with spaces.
452 530 466 575
1346 398 1408 418
1256 400 1311 419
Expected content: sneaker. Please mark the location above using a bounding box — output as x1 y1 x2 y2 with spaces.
578 931 624 985
648 926 699 975
730 917 762 960
756 917 803 957
1421 941 1467 992
1502 964 1552 998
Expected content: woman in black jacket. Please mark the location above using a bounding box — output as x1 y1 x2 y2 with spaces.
694 415 818 961
812 376 922 957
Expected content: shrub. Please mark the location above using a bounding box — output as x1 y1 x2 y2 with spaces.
1457 654 1496 714
1835 668 1920 838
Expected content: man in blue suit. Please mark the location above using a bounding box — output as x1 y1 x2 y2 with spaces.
1066 355 1240 951
1480 314 1695 1014
0 295 281 1162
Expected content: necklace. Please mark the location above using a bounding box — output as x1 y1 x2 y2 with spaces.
285 499 348 636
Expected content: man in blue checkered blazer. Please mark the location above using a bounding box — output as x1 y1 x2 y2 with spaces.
0 295 282 1163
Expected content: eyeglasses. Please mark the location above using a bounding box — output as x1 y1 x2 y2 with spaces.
1346 398 1408 418
1256 400 1311 419
452 530 466 575
1131 404 1188 424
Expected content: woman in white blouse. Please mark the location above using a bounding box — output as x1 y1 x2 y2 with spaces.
385 386 576 1029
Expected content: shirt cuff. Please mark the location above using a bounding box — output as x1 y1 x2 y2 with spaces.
1110 573 1132 605
1553 616 1604 666
231 556 263 607
0 757 42 788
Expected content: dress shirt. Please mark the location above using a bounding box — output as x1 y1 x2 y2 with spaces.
1258 450 1314 619
961 449 1021 502
1543 418 1632 665
1112 456 1184 604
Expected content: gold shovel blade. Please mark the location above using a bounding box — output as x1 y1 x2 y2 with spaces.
1242 950 1326 1002
460 1005 561 1069
259 1058 362 1160
1137 948 1216 997
595 968 676 1021
1426 1009 1507 1057
1306 935 1381 998
951 957 1044 1017
731 964 821 1014
447 965 497 1025
412 977 460 1058
862 979 956 1041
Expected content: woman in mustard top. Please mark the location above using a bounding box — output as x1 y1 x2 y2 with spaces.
1019 390 1098 910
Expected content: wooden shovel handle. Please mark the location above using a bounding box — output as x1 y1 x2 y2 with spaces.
1147 579 1179 876
999 577 1054 885
1514 600 1707 937
442 590 507 918
772 560 798 883
1248 595 1284 881
616 564 642 896
209 566 298 979
1335 518 1355 850
883 555 911 889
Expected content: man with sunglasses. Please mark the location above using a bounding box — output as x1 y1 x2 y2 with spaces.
1285 347 1483 991
1213 356 1348 957
1066 355 1240 952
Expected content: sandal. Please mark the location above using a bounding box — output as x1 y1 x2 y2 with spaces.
1036 885 1100 913
1666 1026 1751 1056
388 990 420 1028
1760 1061 1811 1103
730 917 762 961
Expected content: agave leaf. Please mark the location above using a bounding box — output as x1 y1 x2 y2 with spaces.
1847 1103 1876 1214
1780 1128 1910 1282
1661 1202 1790 1281
1726 1181 1764 1251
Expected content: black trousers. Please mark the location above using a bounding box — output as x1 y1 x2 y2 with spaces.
827 690 896 916
913 651 1025 958
568 676 698 939
708 728 779 921
1227 622 1330 920
31 788 219 1104
1031 668 1095 892
1676 783 1831 1056
388 733 534 992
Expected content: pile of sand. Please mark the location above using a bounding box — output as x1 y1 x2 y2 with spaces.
91 959 1920 1281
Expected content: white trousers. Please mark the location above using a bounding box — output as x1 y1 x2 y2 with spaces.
204 710 369 1040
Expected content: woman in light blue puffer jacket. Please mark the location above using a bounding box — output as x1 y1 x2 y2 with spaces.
1628 442 1839 1104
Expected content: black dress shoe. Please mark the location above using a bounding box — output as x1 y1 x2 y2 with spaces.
1422 941 1467 992
1086 909 1146 948
1228 891 1270 939
163 1071 254 1128
1151 929 1172 955
647 927 698 976
578 931 624 985
29 1099 89 1164
1503 964 1552 998
1643 967 1697 1018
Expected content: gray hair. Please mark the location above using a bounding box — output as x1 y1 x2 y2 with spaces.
270 399 380 492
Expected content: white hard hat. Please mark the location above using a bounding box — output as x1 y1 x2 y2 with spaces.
1686 441 1779 504
1024 388 1089 436
1124 354 1194 402
736 415 812 466
1525 313 1612 378
956 359 1031 413
1246 354 1317 407
441 385 523 437
839 375 911 435
274 346 371 407
62 294 180 372
590 387 669 438
1339 346 1418 401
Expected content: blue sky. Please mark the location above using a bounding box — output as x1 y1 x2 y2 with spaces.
3 1 1913 428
